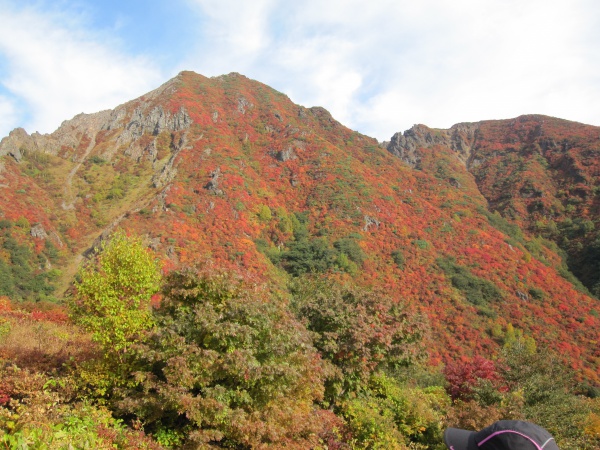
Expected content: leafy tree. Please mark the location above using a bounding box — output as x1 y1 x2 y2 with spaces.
0 365 161 449
333 237 365 266
0 230 56 300
256 203 272 222
0 259 15 297
69 230 161 363
119 269 328 449
342 373 449 450
391 250 405 269
443 356 502 402
500 344 597 448
290 275 427 403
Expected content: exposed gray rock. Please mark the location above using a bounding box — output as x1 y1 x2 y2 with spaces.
30 223 48 239
151 134 188 189
147 236 161 251
0 99 191 167
387 125 450 168
152 158 178 189
100 107 127 131
363 215 381 232
448 178 462 188
82 212 130 258
116 106 191 147
292 139 306 151
386 123 479 168
10 147 22 162
276 146 298 162
469 157 483 169
0 128 29 161
237 96 253 114
285 128 300 139
153 185 171 213
204 167 224 195
386 130 421 168
49 231 63 248
166 244 178 263
0 108 113 160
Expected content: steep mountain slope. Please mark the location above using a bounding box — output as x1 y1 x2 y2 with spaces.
0 71 598 383
388 115 600 296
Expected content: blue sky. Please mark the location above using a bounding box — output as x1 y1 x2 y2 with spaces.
1 0 599 141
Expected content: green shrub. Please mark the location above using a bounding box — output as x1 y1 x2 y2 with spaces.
391 250 405 269
89 155 106 165
528 286 545 300
119 269 327 449
501 345 598 449
290 276 427 403
333 237 365 266
437 257 503 306
413 239 430 250
280 236 337 275
69 230 161 361
341 373 448 449
0 366 161 449
478 207 524 242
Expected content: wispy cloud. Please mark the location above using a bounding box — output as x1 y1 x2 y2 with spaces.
0 3 163 137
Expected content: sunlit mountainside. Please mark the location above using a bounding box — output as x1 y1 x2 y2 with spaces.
0 71 598 448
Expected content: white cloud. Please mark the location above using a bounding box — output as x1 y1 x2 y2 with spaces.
0 96 17 135
183 0 600 140
0 3 164 137
269 37 363 126
182 0 277 72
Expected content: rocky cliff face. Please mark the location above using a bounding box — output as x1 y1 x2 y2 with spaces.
0 83 192 165
386 122 478 168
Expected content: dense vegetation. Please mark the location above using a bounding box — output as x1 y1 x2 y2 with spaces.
0 71 599 448
1 71 598 380
0 232 598 448
462 115 600 297
0 219 59 301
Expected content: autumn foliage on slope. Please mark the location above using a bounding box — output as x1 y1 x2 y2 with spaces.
0 231 598 448
0 71 598 386
466 116 600 297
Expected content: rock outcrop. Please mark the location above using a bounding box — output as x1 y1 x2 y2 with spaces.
0 72 192 165
386 123 478 168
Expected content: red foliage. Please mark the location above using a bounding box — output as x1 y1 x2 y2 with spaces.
444 355 502 400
